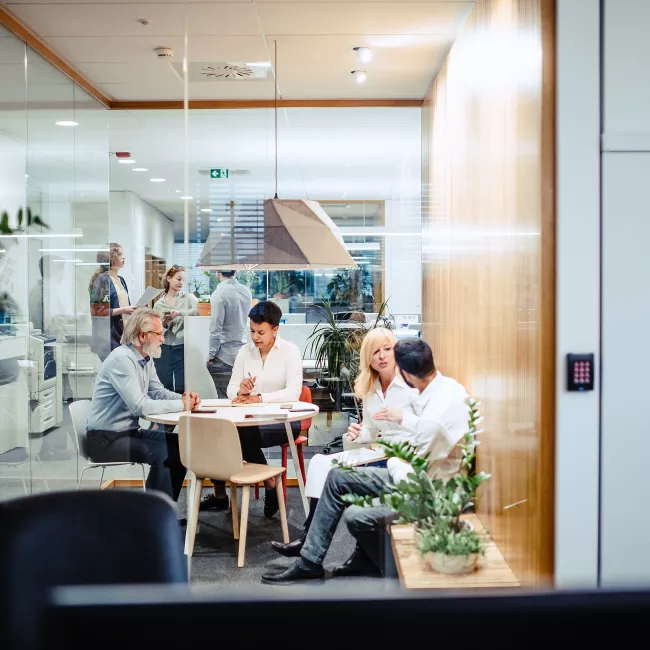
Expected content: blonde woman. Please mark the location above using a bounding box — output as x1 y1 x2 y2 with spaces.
153 265 199 393
89 243 136 361
270 327 417 558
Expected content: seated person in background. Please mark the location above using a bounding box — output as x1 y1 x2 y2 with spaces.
262 338 470 583
270 327 417 558
86 308 200 501
200 301 303 519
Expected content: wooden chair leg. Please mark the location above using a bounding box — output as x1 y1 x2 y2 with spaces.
281 445 288 502
185 475 203 559
276 475 289 543
230 482 239 540
254 484 259 499
237 485 250 568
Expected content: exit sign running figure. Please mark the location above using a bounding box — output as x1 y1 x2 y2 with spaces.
210 168 229 179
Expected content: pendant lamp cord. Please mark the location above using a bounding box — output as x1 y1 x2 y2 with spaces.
274 39 278 199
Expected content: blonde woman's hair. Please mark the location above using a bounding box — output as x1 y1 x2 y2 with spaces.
120 308 159 346
353 327 398 400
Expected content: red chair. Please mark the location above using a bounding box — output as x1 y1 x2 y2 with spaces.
254 386 312 501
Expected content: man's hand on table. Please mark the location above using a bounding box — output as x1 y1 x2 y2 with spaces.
182 391 201 411
231 394 262 405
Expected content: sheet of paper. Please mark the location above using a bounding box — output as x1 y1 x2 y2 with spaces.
136 286 163 307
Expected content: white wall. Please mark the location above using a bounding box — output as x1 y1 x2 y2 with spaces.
384 196 422 317
599 0 650 587
109 191 174 302
554 0 602 588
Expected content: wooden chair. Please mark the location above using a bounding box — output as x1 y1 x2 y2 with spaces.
254 385 313 502
178 415 289 568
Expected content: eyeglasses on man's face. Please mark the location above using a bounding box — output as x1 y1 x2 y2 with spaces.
143 330 164 340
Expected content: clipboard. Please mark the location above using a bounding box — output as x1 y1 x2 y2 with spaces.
136 286 163 307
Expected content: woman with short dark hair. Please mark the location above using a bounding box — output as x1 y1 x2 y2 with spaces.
200 300 303 518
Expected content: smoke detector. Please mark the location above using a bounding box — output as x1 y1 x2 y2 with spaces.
154 47 173 60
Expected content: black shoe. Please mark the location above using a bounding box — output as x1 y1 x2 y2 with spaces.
332 546 381 578
262 559 325 584
199 494 229 512
264 488 279 518
178 518 188 527
270 537 304 557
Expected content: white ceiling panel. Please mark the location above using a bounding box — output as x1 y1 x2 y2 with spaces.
4 1 473 100
46 35 269 64
6 3 261 37
257 2 472 35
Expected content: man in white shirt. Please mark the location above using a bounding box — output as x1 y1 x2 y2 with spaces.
262 338 470 583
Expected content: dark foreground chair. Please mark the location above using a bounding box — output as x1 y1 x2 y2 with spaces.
0 490 187 650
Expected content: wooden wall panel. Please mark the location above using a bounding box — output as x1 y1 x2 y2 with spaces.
421 0 555 585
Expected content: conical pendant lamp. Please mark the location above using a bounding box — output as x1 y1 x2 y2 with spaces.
197 42 356 271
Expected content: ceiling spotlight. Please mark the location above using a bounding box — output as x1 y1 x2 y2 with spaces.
353 47 373 63
132 167 148 172
180 195 193 200
150 178 166 183
55 120 78 127
200 208 212 213
175 190 181 193
352 70 367 84
118 159 136 164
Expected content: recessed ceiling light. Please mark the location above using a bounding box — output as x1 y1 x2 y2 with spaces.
118 159 136 164
175 190 181 193
55 120 78 127
180 195 193 200
132 168 148 172
200 208 212 213
353 47 373 63
352 70 367 84
150 178 166 183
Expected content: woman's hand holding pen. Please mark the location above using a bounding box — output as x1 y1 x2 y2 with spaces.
238 373 256 396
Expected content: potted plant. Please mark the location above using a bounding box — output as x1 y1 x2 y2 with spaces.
197 296 211 316
343 397 490 575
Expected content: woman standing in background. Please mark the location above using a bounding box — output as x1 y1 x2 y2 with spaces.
153 265 198 393
89 243 135 362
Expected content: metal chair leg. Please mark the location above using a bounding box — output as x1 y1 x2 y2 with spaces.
99 466 106 489
35 458 49 491
77 465 89 490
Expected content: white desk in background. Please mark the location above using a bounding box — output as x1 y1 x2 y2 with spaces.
145 399 318 516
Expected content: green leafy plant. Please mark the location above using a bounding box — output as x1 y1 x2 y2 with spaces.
190 279 205 299
197 296 211 304
305 298 353 379
0 208 49 236
342 396 490 560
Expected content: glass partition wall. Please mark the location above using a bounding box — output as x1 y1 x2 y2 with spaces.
0 25 109 499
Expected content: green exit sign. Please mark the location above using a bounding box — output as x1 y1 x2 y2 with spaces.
210 168 229 179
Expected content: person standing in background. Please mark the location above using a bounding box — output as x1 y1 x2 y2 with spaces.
206 270 252 399
89 243 136 362
153 265 198 393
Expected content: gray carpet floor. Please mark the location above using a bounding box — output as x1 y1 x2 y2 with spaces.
181 485 394 590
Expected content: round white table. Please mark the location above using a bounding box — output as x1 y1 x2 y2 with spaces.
145 399 318 515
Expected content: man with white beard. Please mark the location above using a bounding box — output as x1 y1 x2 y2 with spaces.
86 308 199 500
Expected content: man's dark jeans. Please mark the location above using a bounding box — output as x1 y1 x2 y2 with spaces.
86 428 186 500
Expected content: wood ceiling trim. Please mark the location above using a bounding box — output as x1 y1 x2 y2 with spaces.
0 6 113 109
110 99 425 110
